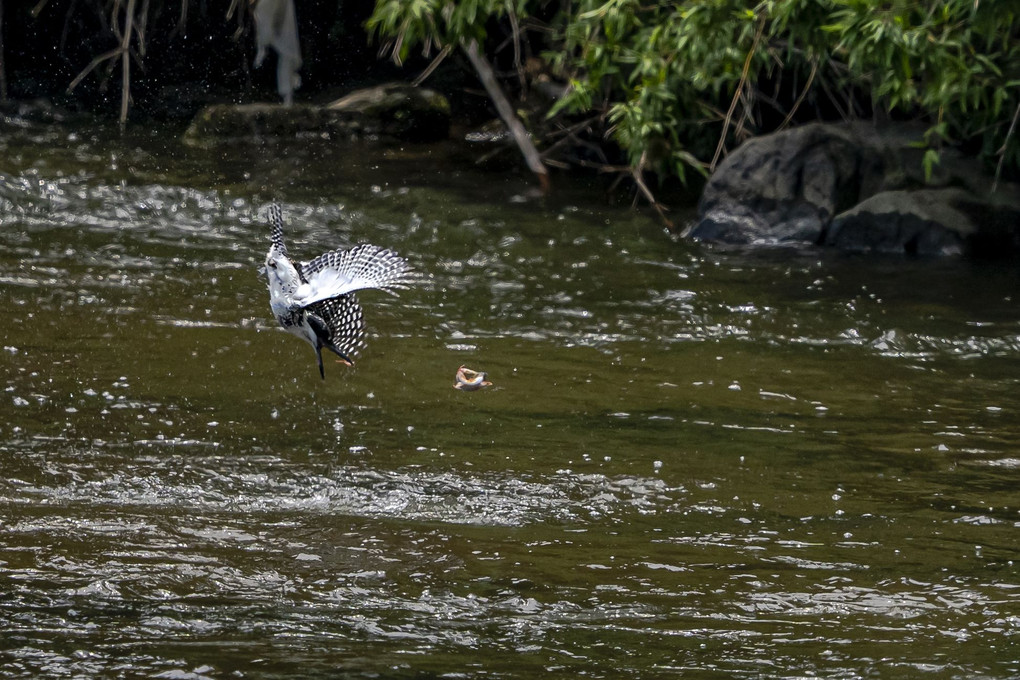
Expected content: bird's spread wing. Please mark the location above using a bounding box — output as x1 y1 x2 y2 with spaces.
294 244 413 307
306 294 366 361
268 203 287 255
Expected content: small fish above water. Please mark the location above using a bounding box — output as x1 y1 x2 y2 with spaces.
262 203 414 379
454 365 492 391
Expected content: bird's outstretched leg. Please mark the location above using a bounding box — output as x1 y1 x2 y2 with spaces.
307 314 354 378
314 345 326 380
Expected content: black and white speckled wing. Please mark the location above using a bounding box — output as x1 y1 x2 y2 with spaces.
267 203 287 255
306 294 366 362
295 244 413 307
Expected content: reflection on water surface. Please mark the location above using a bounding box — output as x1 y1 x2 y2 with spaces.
1 122 1019 678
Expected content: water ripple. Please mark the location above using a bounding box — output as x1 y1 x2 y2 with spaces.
3 461 681 528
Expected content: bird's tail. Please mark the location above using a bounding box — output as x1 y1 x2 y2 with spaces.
268 203 287 255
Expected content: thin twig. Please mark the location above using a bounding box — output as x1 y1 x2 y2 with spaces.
631 151 673 229
541 131 609 165
506 0 525 93
59 0 80 55
173 0 190 39
392 18 408 66
67 47 123 92
818 75 850 121
120 0 137 130
137 0 150 57
228 0 248 41
778 58 818 131
538 115 604 160
0 0 7 103
710 13 766 172
413 44 452 86
570 156 674 227
111 0 123 41
543 115 602 141
733 86 754 141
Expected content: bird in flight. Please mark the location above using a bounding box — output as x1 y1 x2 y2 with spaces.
262 203 413 378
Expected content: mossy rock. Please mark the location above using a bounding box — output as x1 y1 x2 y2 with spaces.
184 83 450 146
327 82 451 142
184 103 333 142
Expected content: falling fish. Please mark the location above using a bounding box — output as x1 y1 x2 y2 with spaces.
454 365 492 391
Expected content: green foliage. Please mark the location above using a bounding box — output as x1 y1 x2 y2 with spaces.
366 0 528 64
824 0 1020 170
368 0 1020 185
547 0 770 179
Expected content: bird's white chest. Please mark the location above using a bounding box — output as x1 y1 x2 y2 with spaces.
266 266 300 317
268 288 292 318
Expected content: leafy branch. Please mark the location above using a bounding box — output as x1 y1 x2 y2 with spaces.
369 0 1020 203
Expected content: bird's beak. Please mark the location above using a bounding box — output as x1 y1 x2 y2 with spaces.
258 265 267 277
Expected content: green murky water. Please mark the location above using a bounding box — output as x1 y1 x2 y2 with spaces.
1 120 1019 678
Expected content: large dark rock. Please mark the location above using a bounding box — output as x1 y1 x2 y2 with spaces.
184 83 450 145
688 122 1020 257
826 188 1020 257
690 123 886 245
825 189 972 256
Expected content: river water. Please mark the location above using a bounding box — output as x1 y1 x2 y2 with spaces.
1 119 1018 678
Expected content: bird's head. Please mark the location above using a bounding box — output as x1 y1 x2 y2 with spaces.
264 247 302 290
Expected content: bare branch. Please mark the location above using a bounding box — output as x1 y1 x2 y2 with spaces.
778 58 818 131
67 47 123 92
413 44 452 87
119 0 138 129
30 0 50 18
506 0 525 93
462 37 549 193
711 13 766 173
631 151 673 229
0 0 7 103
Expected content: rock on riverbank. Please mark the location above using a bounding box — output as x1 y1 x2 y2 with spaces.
688 123 1020 257
184 82 450 146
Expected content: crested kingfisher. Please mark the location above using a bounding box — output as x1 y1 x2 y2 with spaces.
262 203 413 379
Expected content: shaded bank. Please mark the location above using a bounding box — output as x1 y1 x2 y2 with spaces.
0 1 407 118
2 1 1017 257
3 3 1017 191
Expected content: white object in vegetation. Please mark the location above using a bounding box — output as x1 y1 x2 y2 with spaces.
254 0 302 105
